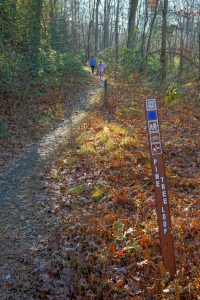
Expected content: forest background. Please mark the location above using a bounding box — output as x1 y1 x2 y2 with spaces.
0 0 199 105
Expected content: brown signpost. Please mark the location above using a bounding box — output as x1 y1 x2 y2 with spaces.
144 98 176 278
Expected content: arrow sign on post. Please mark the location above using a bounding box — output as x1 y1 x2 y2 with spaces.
144 99 176 278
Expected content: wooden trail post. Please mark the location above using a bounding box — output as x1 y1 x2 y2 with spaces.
144 98 176 278
104 79 108 107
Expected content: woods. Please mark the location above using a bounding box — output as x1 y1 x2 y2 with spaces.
0 0 200 299
1 0 199 103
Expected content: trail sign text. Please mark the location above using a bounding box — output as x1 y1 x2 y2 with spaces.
145 98 176 278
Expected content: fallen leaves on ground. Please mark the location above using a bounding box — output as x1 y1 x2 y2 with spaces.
27 74 200 299
1 74 200 299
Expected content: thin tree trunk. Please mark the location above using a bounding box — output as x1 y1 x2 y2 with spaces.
29 0 43 77
145 0 158 70
87 20 93 60
160 0 168 82
95 0 100 54
110 6 114 47
71 0 77 51
103 0 110 49
115 0 120 63
178 26 184 81
49 0 57 50
140 0 148 72
127 0 139 48
87 0 95 59
199 30 200 79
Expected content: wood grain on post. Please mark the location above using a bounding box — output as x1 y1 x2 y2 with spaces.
144 99 176 278
104 79 108 107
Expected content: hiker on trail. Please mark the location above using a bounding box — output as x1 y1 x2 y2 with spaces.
97 61 105 79
89 56 96 74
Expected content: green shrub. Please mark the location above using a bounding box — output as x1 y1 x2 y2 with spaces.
164 83 180 104
119 46 142 72
39 49 87 88
0 48 87 102
71 185 86 196
92 188 104 202
98 47 162 78
98 48 116 72
98 46 143 74
0 50 33 100
147 55 160 75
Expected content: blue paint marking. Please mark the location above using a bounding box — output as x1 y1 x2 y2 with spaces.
148 111 157 120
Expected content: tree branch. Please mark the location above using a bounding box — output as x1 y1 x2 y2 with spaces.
143 49 199 69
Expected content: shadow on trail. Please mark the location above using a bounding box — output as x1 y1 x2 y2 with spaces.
0 145 39 202
0 77 103 299
0 83 103 203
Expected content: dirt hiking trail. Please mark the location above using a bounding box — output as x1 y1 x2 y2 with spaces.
0 75 103 299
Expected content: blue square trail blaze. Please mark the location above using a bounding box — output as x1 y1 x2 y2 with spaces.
148 111 157 120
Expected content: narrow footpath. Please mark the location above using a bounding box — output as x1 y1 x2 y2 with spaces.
0 75 103 299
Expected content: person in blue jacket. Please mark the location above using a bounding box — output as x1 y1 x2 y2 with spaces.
89 56 96 74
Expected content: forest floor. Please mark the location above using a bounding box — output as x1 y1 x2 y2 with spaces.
0 74 103 299
0 72 200 300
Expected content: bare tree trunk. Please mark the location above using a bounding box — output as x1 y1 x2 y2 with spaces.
115 0 120 63
29 0 43 77
110 5 114 47
145 0 158 70
127 0 139 48
71 0 77 52
103 0 110 49
87 20 93 60
140 0 148 72
95 0 100 54
199 30 200 79
87 0 95 59
99 19 103 51
160 0 168 82
178 26 184 81
81 22 87 58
